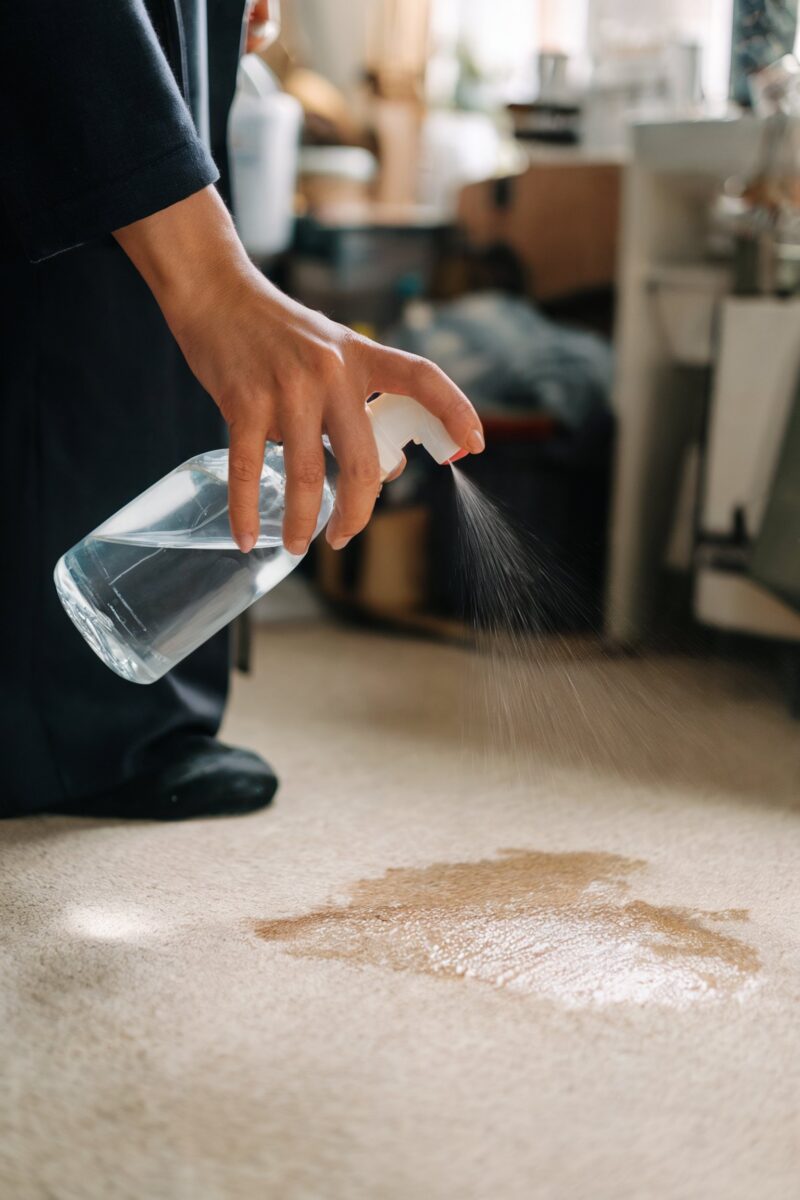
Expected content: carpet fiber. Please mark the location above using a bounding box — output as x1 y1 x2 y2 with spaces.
2 622 799 1199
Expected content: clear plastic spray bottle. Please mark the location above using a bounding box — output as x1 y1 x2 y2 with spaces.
54 395 464 684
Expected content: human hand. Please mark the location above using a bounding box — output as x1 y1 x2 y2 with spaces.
245 0 280 54
114 187 484 554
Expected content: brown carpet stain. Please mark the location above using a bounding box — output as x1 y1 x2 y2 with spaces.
254 850 760 1008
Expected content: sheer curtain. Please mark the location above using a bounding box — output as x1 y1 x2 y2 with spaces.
587 0 733 105
283 0 736 106
446 0 734 104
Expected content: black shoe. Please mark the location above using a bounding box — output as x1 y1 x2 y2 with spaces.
54 735 279 821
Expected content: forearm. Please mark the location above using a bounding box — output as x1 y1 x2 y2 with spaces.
113 186 260 331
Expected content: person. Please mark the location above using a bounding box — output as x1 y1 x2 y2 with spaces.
0 1 484 821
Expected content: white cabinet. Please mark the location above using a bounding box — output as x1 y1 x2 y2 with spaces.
702 298 800 538
606 115 800 645
695 297 800 642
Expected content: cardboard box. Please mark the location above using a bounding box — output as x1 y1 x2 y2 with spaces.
316 504 430 616
457 159 621 302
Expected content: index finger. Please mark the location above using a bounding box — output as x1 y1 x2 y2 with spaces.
366 347 484 454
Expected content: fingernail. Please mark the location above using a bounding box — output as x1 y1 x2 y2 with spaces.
238 533 256 554
467 429 485 453
329 535 352 551
286 538 309 556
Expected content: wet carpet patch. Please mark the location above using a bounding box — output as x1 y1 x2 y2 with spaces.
254 849 760 1009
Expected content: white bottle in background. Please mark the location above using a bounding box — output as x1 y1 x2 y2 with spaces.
228 54 303 260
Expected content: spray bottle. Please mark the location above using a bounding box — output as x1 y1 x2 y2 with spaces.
54 395 466 685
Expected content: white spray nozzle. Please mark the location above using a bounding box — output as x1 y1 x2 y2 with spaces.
366 393 463 479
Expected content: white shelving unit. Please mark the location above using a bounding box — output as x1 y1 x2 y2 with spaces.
606 115 800 646
695 295 800 643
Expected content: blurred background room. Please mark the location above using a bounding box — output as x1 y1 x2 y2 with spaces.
232 0 800 716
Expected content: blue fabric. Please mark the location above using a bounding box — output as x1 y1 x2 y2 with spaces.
387 292 614 431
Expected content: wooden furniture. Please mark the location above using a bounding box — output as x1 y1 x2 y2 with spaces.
457 149 622 302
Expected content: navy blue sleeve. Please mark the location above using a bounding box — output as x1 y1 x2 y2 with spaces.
0 0 220 262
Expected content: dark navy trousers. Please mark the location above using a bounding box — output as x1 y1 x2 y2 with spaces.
0 0 246 812
0 240 229 811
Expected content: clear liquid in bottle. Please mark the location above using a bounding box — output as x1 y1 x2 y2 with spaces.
54 446 335 684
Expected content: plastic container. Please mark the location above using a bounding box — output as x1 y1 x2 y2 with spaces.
228 54 303 260
54 396 462 684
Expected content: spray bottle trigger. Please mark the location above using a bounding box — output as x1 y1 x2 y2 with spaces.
366 393 462 475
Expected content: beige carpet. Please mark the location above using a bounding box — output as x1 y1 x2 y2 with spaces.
2 621 799 1200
